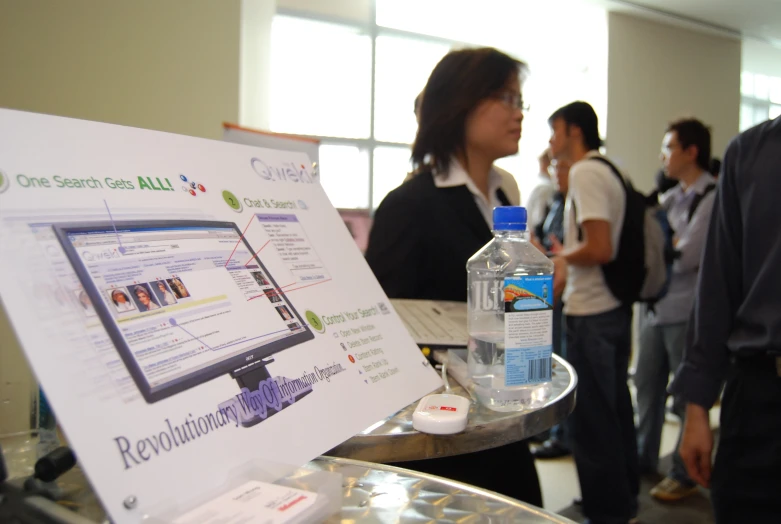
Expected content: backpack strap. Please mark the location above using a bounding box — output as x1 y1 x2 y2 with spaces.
570 156 626 242
496 187 512 207
687 183 716 222
534 201 552 241
589 156 624 183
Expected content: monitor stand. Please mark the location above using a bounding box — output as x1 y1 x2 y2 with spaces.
229 358 312 428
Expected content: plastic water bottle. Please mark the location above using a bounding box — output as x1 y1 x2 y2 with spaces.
466 206 555 412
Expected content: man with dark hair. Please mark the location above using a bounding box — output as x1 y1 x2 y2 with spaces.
665 119 712 173
709 157 722 178
548 101 604 151
671 116 781 522
548 101 639 524
636 117 716 502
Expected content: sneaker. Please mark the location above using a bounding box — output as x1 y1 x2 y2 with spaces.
649 476 699 502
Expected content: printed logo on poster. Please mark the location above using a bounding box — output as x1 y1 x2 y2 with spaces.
0 169 9 193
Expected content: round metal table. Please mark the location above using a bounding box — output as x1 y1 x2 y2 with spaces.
1 434 576 523
327 350 577 462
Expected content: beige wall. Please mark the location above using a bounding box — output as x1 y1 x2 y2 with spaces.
606 12 741 192
0 0 243 435
0 0 241 140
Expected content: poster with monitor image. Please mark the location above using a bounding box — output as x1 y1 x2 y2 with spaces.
54 220 315 406
0 109 442 523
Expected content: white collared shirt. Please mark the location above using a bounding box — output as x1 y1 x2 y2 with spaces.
526 173 556 230
563 151 626 315
651 171 716 325
433 160 518 227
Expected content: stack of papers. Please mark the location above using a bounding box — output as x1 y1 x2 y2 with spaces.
390 299 469 348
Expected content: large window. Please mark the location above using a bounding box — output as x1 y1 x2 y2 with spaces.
268 1 607 209
740 72 781 131
270 16 372 139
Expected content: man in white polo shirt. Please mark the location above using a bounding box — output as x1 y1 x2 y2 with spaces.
548 101 639 524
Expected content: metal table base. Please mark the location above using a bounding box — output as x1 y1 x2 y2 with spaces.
327 351 577 463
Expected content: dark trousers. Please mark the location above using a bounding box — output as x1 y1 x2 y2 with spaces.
635 321 691 483
567 306 639 524
712 356 781 524
549 300 570 447
388 440 542 506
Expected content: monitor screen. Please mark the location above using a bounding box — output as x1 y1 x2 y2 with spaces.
54 220 313 403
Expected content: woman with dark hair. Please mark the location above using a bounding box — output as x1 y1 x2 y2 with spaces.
366 47 541 506
367 47 525 302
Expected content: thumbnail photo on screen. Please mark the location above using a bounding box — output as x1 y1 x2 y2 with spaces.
265 289 282 303
152 279 178 306
276 305 293 322
107 288 137 314
129 283 161 312
167 277 190 299
54 220 314 403
251 271 269 286
75 288 97 318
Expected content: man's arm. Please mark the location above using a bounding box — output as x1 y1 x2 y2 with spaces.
670 138 743 487
680 403 714 487
555 163 614 267
549 162 614 299
559 220 612 266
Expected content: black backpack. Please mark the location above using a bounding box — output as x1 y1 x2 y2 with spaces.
573 157 667 304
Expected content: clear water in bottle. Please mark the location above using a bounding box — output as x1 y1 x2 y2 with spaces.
467 206 555 412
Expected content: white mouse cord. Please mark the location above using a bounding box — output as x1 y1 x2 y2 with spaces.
441 361 451 393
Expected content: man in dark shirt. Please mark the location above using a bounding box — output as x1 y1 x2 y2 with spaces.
669 116 781 523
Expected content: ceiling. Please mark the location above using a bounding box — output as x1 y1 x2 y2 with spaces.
609 0 781 45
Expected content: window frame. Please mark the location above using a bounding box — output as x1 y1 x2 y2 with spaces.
274 5 476 209
740 72 781 131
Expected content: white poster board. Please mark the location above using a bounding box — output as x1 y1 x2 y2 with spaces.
0 109 441 522
222 123 319 172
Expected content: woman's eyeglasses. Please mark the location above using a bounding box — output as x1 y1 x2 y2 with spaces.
496 92 530 112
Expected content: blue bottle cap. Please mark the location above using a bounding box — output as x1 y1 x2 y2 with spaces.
492 206 527 231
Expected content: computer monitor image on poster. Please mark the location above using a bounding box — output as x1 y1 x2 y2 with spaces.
53 220 314 414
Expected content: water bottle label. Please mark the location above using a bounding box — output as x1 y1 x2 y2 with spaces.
503 275 553 386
